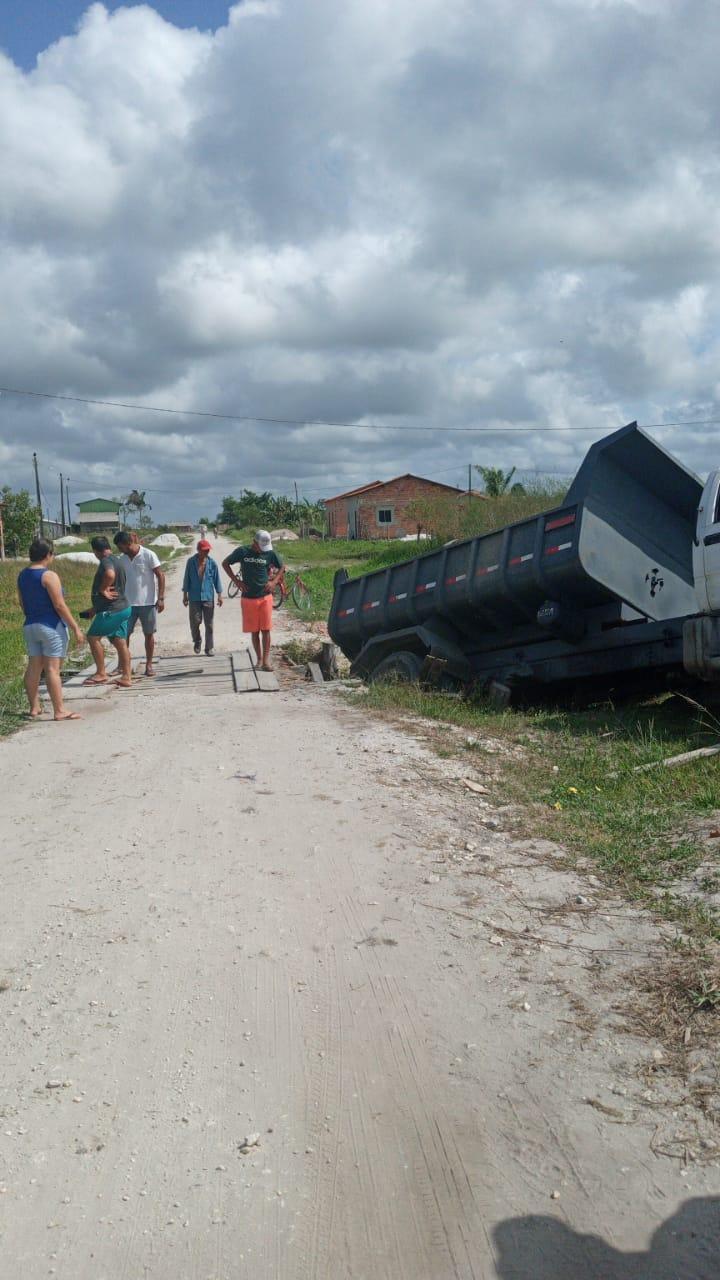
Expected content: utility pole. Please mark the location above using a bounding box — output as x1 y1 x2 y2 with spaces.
0 497 5 561
468 463 472 497
33 452 44 537
60 473 66 535
294 481 300 531
65 478 71 530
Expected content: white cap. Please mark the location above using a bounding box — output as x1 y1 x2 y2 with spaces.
255 529 273 551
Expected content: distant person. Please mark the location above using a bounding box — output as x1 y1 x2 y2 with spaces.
222 530 285 671
113 530 166 677
182 539 224 655
82 536 133 688
16 537 84 722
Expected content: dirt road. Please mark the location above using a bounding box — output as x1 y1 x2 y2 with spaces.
1 539 718 1278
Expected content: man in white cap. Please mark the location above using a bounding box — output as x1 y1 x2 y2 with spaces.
222 530 285 670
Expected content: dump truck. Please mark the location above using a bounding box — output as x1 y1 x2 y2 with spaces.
328 422 720 701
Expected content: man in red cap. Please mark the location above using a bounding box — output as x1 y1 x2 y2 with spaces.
182 539 224 655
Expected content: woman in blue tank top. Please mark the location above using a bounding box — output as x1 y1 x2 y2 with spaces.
16 537 85 722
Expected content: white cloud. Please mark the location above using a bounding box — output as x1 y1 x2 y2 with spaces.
2 0 720 521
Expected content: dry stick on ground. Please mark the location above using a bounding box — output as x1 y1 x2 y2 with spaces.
417 901 663 956
633 744 720 773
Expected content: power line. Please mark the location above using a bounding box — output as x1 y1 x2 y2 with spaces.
3 382 719 435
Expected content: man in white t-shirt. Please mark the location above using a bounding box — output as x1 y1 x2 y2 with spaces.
113 530 166 677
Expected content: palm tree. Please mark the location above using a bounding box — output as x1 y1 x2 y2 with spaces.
475 466 525 497
125 489 151 527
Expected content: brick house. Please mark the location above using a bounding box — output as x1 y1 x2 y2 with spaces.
325 475 480 540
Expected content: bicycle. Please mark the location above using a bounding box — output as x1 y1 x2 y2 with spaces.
227 571 313 611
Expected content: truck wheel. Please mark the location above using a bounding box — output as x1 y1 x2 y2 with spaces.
371 651 423 684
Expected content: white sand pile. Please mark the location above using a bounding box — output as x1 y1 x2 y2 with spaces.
54 535 85 546
55 551 97 564
149 533 182 548
270 528 299 541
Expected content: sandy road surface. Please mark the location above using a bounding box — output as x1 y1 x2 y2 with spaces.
1 538 719 1278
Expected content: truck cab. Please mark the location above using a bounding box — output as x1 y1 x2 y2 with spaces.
693 470 720 614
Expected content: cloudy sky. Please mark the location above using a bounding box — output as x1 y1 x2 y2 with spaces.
1 0 720 523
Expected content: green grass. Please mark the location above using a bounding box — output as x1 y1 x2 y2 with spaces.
354 682 720 940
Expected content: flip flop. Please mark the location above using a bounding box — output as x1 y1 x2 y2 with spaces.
145 667 157 677
82 675 109 686
113 680 133 689
54 712 82 721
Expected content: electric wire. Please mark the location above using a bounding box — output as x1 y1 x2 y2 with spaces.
3 383 720 435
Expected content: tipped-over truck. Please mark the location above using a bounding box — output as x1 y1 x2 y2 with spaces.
328 422 720 702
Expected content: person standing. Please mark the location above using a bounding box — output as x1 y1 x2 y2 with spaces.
182 539 224 655
113 530 166 677
83 536 133 688
16 537 85 722
222 530 285 671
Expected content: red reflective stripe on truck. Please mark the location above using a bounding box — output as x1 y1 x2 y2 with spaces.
476 564 499 576
337 607 355 618
445 573 467 585
509 553 533 566
545 513 576 531
389 592 408 603
544 541 573 556
415 581 437 594
362 600 381 610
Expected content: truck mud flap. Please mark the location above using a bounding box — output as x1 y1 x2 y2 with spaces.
683 616 720 681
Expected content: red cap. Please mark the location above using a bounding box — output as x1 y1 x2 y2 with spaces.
197 539 212 550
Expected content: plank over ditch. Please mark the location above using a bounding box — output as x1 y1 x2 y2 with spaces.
232 649 254 671
231 648 280 692
231 651 259 692
255 666 279 692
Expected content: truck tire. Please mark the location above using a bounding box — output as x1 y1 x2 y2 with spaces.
370 650 424 684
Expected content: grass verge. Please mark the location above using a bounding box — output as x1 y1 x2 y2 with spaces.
352 682 720 942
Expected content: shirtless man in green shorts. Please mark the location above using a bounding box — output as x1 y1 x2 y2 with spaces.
83 536 133 688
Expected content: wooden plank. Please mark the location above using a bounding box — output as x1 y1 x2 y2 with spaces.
232 649 254 671
255 668 279 692
231 649 260 692
231 646 279 692
306 662 324 685
234 669 261 693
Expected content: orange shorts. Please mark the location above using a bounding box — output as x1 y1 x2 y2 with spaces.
241 593 273 633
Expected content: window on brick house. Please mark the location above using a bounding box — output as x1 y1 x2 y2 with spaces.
377 508 393 525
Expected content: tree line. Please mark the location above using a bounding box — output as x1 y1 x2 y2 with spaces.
211 490 326 532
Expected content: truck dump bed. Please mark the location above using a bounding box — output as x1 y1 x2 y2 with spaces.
329 424 702 664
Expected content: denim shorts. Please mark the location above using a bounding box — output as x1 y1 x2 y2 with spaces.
23 621 69 658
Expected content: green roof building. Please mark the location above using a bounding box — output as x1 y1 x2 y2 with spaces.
75 497 121 531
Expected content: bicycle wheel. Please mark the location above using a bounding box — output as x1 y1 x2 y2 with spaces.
271 583 284 610
227 578 241 599
292 578 312 611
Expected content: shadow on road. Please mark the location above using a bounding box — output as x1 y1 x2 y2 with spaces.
493 1197 720 1279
